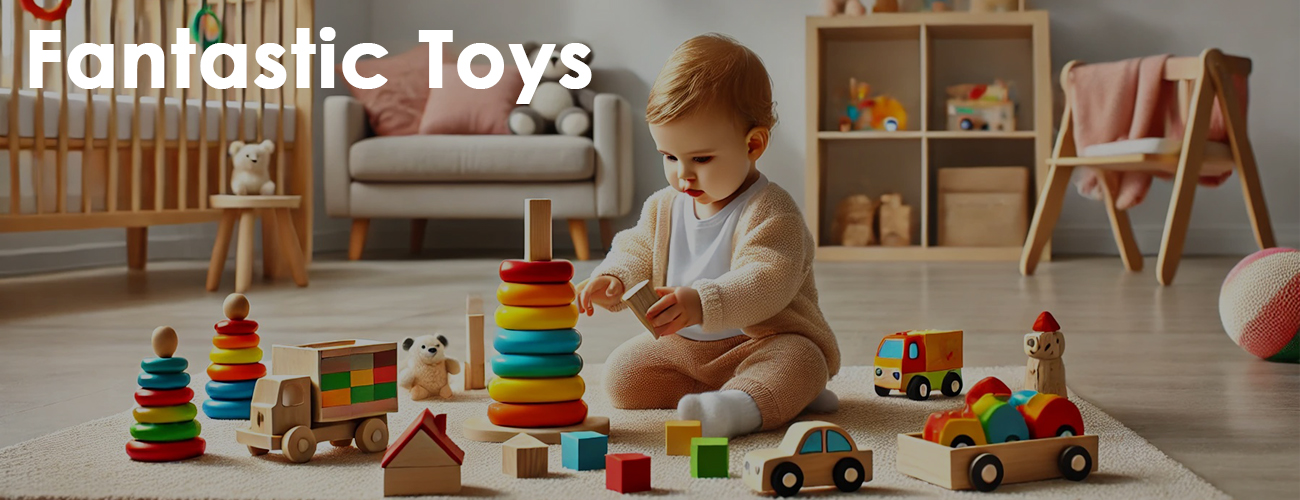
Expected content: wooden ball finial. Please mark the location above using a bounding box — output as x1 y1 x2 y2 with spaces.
152 326 178 358
224 293 250 320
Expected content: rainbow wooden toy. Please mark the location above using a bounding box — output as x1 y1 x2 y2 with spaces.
202 294 266 419
127 326 205 462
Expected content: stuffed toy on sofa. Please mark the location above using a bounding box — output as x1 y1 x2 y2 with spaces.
508 42 596 136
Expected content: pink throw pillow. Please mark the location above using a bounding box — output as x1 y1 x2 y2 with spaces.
340 45 435 136
418 64 524 135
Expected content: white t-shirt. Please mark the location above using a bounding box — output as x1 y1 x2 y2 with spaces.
666 174 769 341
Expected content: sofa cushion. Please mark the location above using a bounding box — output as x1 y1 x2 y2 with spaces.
349 135 595 182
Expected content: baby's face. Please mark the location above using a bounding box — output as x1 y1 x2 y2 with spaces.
650 108 763 206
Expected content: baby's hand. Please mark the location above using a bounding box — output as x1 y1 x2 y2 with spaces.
646 286 703 338
577 275 625 316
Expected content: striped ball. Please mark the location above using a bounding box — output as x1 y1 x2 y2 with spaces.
1219 248 1300 363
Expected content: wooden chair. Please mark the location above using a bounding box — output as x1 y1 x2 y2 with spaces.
1021 49 1275 285
206 195 309 293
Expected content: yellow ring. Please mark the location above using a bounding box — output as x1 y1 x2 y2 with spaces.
209 346 263 365
132 403 198 424
488 375 585 403
494 304 579 330
497 282 576 307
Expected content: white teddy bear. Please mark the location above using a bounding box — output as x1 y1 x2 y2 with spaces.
398 334 461 400
228 140 276 196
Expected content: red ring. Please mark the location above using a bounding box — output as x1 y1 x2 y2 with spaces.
207 363 266 382
499 260 575 284
20 0 72 22
134 387 195 407
126 438 205 462
213 333 260 349
215 319 258 335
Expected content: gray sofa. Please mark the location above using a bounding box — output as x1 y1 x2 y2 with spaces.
323 94 634 260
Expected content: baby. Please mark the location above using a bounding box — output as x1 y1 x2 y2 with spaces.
577 34 840 438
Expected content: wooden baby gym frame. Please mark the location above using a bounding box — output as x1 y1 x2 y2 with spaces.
1020 49 1275 285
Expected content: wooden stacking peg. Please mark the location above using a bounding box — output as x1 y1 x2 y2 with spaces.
524 199 552 262
465 294 486 391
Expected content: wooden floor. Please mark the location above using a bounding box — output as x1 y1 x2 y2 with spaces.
0 253 1295 499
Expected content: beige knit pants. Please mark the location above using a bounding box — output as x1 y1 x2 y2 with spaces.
604 331 829 431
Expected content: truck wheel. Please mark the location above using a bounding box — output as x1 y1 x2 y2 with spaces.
906 376 931 401
282 426 317 463
330 439 352 447
355 417 389 453
770 462 804 497
247 446 268 456
1056 425 1078 437
950 435 976 448
968 453 1003 492
874 385 891 397
1058 446 1092 481
941 372 963 397
832 458 866 492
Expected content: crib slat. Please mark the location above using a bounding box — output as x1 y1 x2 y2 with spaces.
108 0 120 212
154 0 167 212
129 0 143 212
8 1 23 215
255 0 266 143
235 0 245 147
292 0 313 259
275 0 286 194
33 19 49 215
83 0 95 214
217 1 228 196
197 1 209 208
176 0 189 210
56 21 69 214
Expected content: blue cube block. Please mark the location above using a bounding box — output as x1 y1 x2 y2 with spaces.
561 431 608 471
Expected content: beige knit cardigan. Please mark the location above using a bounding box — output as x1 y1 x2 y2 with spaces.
591 184 841 377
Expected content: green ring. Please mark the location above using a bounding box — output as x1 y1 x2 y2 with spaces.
130 420 202 442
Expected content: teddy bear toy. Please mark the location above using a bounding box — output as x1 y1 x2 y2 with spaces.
508 42 596 137
398 334 461 400
227 140 276 196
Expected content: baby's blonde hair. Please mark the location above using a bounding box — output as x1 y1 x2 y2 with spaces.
647 33 777 131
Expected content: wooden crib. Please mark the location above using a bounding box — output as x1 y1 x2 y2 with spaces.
0 0 315 270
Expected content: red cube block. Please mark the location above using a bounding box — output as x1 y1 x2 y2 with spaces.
605 453 651 493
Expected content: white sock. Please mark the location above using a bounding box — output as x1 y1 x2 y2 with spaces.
806 388 839 413
677 390 763 438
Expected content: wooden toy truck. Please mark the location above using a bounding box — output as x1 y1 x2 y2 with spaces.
236 340 399 463
874 329 963 400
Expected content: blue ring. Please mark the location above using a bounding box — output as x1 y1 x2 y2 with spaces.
141 357 188 374
138 372 191 390
491 353 583 378
205 379 258 400
201 398 251 420
494 328 582 355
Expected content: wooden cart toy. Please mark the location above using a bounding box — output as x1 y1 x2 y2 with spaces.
742 421 873 497
236 340 399 462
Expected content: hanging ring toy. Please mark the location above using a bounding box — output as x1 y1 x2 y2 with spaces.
191 2 224 50
20 0 74 22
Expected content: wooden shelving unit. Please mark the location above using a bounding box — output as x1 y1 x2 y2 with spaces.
804 11 1052 261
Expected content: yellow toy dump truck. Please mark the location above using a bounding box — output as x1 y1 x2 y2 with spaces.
236 340 398 463
874 329 963 400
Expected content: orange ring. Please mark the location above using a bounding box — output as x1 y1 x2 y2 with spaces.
21 0 72 22
488 400 587 428
212 333 260 349
207 362 266 382
497 282 576 307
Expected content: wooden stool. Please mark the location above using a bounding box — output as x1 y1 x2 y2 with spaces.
206 195 309 292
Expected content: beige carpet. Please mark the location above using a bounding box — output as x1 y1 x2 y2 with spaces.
0 365 1227 499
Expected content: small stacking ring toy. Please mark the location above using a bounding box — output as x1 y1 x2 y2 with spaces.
190 2 223 50
20 0 73 22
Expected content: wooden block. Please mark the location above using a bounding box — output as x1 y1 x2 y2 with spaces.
525 198 552 262
665 420 702 456
831 194 879 246
562 431 608 471
621 280 660 338
938 166 1029 194
606 453 651 493
384 465 461 496
465 294 485 391
690 437 729 478
878 194 913 247
502 433 548 478
937 167 1030 247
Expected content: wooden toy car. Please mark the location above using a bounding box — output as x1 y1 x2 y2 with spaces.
874 329 963 400
742 421 872 497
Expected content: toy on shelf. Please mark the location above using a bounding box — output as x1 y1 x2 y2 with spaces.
839 79 907 132
127 326 206 462
946 81 1015 132
665 420 702 456
465 294 487 390
1219 248 1300 363
873 0 899 13
190 1 224 49
937 167 1031 247
874 329 963 400
831 194 879 247
690 437 729 479
398 334 460 400
607 453 652 493
463 199 610 443
381 410 465 496
900 376 1094 491
202 293 266 420
878 194 913 247
236 340 398 463
562 431 608 471
970 0 1019 12
742 421 872 496
621 280 661 338
503 433 549 478
1024 312 1067 396
822 0 867 16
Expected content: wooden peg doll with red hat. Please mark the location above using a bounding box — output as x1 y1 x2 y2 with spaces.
1024 311 1067 396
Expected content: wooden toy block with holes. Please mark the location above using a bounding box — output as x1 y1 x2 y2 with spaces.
898 375 1096 492
562 431 608 471
742 421 872 496
381 409 465 496
606 453 652 493
502 433 548 478
690 437 730 479
665 420 702 456
874 329 963 400
235 340 398 463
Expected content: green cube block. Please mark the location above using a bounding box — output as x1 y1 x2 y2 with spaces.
321 372 351 391
373 382 397 401
351 385 374 404
690 437 728 478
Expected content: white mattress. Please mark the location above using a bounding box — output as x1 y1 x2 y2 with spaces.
0 89 296 142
